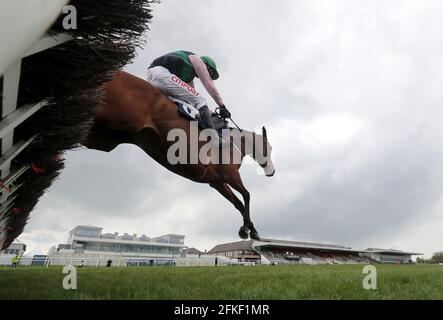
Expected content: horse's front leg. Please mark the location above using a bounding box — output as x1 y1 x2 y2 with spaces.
209 181 250 240
239 190 260 241
228 176 260 241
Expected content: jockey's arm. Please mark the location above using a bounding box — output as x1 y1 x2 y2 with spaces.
189 55 224 107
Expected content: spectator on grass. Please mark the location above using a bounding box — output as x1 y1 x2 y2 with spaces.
11 255 20 268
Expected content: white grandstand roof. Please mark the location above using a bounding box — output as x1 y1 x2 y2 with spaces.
209 239 423 256
72 235 185 247
252 238 363 253
365 248 423 256
74 225 102 229
154 234 185 237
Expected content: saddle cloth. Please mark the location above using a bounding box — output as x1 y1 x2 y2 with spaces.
169 97 228 133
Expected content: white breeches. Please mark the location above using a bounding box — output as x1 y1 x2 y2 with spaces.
146 66 207 109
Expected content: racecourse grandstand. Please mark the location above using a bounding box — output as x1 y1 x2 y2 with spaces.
208 239 422 265
3 226 422 267
44 226 241 267
0 240 26 266
363 248 421 264
46 225 185 266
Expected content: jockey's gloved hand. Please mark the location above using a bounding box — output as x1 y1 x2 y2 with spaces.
219 105 231 119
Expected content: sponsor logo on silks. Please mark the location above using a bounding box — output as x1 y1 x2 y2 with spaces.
171 75 200 96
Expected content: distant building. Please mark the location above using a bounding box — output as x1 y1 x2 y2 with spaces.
47 225 185 266
208 239 423 265
183 247 203 257
208 240 260 263
30 255 47 266
0 240 26 266
363 248 421 264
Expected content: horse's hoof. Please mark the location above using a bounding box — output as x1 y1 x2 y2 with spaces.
238 226 249 240
250 231 261 241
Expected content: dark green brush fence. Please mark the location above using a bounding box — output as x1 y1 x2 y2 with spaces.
1 0 156 250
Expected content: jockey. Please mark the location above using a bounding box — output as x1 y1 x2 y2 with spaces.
146 50 231 130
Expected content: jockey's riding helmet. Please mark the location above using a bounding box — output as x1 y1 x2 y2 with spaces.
201 56 219 80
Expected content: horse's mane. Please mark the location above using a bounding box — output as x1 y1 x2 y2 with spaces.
228 127 261 136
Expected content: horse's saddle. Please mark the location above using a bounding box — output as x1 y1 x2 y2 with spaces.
169 97 228 134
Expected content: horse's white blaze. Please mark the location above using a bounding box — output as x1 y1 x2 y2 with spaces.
0 0 69 75
264 159 275 176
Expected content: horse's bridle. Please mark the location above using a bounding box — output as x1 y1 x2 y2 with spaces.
252 132 270 169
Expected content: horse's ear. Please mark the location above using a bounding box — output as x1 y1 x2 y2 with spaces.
262 126 267 138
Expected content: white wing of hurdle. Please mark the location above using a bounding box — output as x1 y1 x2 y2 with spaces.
0 32 73 212
0 0 70 75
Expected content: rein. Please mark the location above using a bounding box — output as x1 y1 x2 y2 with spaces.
215 107 243 132
228 117 243 132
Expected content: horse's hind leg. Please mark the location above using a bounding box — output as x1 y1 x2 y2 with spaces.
209 181 250 240
83 123 131 152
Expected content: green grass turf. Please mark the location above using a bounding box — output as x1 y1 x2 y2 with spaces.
0 264 442 300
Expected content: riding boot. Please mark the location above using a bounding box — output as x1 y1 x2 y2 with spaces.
199 106 217 131
199 106 223 147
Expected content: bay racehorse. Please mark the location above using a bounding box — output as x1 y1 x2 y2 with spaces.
84 71 275 240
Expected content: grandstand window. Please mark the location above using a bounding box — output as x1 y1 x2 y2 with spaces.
75 228 101 238
85 242 100 251
120 244 133 252
158 246 170 254
99 242 120 252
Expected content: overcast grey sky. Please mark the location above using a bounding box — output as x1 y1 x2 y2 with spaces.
20 0 443 258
